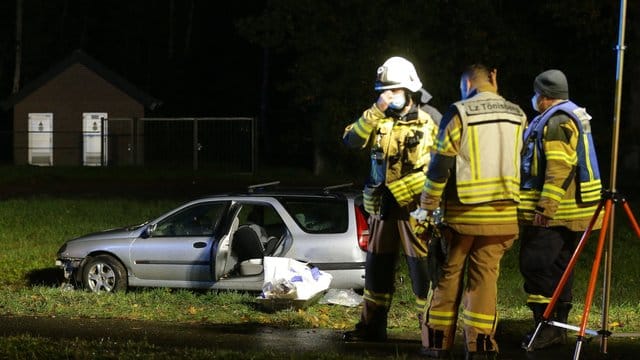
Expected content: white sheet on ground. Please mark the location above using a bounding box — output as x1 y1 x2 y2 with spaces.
261 257 332 300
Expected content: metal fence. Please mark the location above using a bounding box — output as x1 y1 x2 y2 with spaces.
137 117 255 172
13 117 255 173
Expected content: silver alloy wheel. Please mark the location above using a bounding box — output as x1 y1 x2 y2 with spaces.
82 254 127 293
86 262 117 292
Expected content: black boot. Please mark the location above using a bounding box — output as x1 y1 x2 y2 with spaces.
343 303 389 342
342 320 387 342
521 303 566 351
464 334 497 359
419 328 451 358
554 302 573 343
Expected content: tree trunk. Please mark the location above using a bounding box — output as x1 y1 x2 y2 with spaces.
59 0 69 54
183 0 194 57
259 47 271 162
12 0 23 94
168 0 175 59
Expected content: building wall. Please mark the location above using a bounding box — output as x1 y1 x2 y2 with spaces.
13 63 144 166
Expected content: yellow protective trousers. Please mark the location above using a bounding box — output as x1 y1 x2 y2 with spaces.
421 227 515 353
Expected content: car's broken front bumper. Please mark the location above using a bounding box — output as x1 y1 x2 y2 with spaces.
55 258 82 280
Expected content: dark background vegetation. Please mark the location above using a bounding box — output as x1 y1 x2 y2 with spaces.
0 1 639 196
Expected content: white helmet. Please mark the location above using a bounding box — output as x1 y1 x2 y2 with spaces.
374 56 422 93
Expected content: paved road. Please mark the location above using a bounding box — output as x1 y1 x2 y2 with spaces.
0 315 636 359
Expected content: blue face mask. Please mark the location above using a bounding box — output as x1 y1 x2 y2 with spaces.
531 94 540 113
389 92 406 110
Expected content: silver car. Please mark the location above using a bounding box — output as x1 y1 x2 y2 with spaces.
56 185 369 293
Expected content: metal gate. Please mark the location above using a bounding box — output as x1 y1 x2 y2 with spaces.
106 117 255 173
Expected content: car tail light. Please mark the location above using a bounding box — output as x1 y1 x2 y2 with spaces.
355 205 369 251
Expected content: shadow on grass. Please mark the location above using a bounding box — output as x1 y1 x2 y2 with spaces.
496 318 637 360
25 267 65 287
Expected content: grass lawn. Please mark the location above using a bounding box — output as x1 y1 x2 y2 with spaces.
0 166 638 357
1 196 639 331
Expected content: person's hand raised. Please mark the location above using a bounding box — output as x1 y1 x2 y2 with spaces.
375 90 394 112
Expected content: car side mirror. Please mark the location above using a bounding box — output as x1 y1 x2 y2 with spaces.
142 223 158 238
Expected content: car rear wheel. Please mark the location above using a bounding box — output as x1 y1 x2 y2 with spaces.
82 255 127 293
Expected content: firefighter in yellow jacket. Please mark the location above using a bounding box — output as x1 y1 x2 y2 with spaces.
342 56 439 342
419 64 526 359
519 69 602 351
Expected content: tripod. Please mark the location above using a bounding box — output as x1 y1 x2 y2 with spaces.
524 191 640 359
525 1 635 358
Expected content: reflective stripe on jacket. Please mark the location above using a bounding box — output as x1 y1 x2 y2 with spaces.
421 88 526 231
518 101 603 230
452 92 526 204
344 104 438 212
521 100 602 204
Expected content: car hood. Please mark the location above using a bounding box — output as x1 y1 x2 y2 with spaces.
69 224 145 242
58 225 146 259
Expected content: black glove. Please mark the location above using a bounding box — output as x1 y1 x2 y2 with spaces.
379 185 398 219
427 224 448 289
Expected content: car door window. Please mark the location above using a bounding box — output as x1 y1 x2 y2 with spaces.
278 197 348 233
154 202 228 237
237 203 286 238
235 203 287 256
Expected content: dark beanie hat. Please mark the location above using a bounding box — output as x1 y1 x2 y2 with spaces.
534 69 569 99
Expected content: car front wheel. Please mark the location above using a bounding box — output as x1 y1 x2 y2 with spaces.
82 255 127 293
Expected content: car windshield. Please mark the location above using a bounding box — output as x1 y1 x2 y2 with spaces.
126 221 150 231
277 196 348 234
154 201 228 237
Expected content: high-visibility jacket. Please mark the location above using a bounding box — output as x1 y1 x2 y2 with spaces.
421 87 526 232
344 103 438 214
519 100 603 230
450 91 525 204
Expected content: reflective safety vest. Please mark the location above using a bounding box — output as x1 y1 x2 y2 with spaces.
521 101 602 204
452 92 526 204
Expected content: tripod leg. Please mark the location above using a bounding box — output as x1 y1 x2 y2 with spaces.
525 198 605 352
600 197 640 354
620 199 640 238
574 198 613 360
542 199 605 320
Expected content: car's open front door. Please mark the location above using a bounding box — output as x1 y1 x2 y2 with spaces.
213 216 239 281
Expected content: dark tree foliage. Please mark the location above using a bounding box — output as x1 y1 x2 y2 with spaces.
0 1 638 192
1 0 266 117
237 0 638 190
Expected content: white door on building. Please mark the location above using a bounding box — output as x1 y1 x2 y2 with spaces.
83 113 108 166
28 113 53 166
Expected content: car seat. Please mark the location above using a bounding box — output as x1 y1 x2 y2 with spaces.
263 236 281 256
231 225 265 275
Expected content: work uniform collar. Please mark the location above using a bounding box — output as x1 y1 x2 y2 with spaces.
539 99 569 117
392 104 421 124
473 83 498 96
